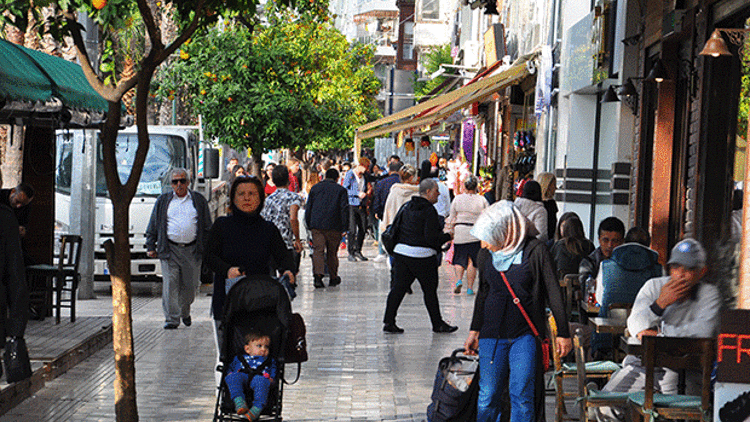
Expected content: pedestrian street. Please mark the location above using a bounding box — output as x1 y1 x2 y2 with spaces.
1 242 498 421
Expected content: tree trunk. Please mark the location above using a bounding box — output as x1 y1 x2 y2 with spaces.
0 125 24 188
250 150 263 178
100 101 139 422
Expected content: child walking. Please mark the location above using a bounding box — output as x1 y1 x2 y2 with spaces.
225 332 277 421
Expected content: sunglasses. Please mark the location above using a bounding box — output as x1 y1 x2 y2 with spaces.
171 178 188 185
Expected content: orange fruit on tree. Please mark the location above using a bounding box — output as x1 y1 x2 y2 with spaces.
93 0 106 9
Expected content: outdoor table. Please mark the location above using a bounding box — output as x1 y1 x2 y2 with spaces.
579 300 600 323
588 316 627 334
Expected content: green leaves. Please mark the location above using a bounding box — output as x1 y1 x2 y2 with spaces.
157 18 380 152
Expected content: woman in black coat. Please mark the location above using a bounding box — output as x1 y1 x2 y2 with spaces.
205 177 294 347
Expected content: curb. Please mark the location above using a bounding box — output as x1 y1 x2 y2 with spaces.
0 324 113 416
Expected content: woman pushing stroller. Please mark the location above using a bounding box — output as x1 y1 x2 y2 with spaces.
463 201 571 422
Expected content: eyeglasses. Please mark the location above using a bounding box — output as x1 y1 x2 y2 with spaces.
171 178 188 185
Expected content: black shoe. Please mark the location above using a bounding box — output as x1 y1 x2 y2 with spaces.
348 254 358 262
433 323 458 333
329 276 341 287
383 323 404 334
354 252 368 261
163 322 179 330
314 274 325 288
182 316 191 327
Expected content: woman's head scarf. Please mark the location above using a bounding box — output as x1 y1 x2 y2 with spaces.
471 200 538 252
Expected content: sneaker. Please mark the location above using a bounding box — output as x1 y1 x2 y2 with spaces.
163 322 178 330
373 254 387 263
466 288 474 295
354 252 368 261
182 316 192 326
383 323 404 333
313 274 325 288
329 276 341 287
453 280 463 294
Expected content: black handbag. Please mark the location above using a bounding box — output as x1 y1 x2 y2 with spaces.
381 203 407 255
4 337 32 383
285 313 308 363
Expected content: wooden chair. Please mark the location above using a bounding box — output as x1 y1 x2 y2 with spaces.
573 328 632 422
547 312 620 422
561 274 580 321
627 336 715 422
26 235 83 323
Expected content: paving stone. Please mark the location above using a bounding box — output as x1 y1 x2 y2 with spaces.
2 241 568 421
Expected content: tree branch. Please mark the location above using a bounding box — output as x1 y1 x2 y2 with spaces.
237 13 255 33
137 0 163 54
64 13 120 102
158 0 207 63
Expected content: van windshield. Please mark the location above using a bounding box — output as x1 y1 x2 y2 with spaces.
54 132 188 197
104 134 188 196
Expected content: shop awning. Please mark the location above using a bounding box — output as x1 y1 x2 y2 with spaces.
0 39 110 116
357 52 538 140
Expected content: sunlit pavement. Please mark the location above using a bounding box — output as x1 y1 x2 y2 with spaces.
1 241 560 421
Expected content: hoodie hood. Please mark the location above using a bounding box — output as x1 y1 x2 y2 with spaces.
513 197 544 215
390 183 419 203
609 243 659 271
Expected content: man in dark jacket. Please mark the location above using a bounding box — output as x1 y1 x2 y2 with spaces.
578 216 625 290
305 168 349 288
371 161 403 262
0 204 28 352
146 168 212 329
382 179 457 334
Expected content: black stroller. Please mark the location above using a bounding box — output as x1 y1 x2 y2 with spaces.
213 274 293 422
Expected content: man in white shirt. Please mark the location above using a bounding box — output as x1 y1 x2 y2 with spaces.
146 168 212 329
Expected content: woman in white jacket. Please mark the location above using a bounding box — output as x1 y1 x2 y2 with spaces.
513 180 548 242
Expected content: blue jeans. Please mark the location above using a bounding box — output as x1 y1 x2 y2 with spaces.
477 335 536 422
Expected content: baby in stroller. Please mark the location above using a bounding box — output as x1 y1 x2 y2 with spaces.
226 332 277 421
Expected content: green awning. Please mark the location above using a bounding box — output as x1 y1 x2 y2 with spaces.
0 39 53 104
0 38 109 113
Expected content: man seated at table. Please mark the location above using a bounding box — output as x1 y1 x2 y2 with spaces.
590 227 662 359
595 238 721 422
579 217 625 291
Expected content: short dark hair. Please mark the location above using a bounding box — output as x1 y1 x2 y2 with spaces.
244 331 270 346
325 168 339 180
388 161 403 173
16 183 34 199
272 165 290 187
598 216 625 237
625 227 651 247
388 154 400 162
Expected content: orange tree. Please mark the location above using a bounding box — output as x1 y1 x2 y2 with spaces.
156 6 381 170
0 0 313 420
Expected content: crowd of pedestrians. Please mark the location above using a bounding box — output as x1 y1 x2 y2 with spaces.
6 148 722 422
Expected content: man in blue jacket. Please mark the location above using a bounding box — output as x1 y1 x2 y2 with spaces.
371 161 403 262
342 157 371 262
305 168 349 288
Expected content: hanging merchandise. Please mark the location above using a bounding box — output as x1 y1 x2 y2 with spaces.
397 131 405 148
430 152 439 166
421 135 431 148
405 138 415 152
462 120 475 164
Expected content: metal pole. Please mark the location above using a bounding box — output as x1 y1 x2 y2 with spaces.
739 121 750 309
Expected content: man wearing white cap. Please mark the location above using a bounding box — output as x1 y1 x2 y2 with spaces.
595 238 721 422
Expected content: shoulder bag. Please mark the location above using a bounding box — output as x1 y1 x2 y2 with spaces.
380 202 407 255
499 272 551 372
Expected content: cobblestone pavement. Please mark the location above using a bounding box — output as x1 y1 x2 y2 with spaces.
2 243 562 421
